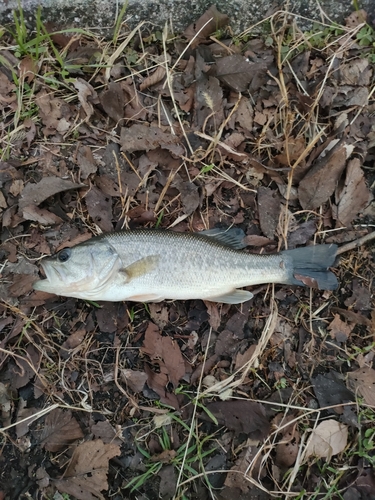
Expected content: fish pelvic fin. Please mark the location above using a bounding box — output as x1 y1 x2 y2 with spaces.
205 289 254 304
281 244 338 290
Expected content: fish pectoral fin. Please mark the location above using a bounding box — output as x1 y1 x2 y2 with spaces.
120 255 160 282
206 289 254 304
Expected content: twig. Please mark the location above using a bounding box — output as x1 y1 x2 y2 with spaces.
337 231 375 255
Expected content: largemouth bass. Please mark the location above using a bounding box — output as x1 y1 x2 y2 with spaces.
33 228 338 304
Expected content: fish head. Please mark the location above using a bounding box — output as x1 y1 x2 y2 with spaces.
33 239 122 299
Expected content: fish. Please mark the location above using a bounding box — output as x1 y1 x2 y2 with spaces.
33 228 338 304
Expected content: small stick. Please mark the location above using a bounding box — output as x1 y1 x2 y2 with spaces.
336 231 375 255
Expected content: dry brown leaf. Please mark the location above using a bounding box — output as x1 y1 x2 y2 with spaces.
214 54 267 92
77 144 97 180
298 140 354 210
59 330 86 359
172 174 200 215
8 274 36 297
99 82 125 122
234 344 257 370
224 443 263 493
345 9 367 27
183 5 228 48
140 66 166 91
40 409 84 452
328 314 354 343
305 420 348 459
149 303 169 328
194 51 224 130
19 176 85 212
347 367 375 406
338 58 372 86
121 124 184 156
121 369 148 393
35 89 73 136
55 439 121 500
203 400 270 439
121 81 147 121
0 72 17 111
22 205 63 225
84 186 113 232
273 414 300 468
19 55 37 83
257 186 281 239
141 322 185 388
91 420 122 445
231 95 253 136
334 158 372 227
74 78 98 120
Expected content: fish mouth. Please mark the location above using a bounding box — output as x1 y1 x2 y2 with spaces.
33 260 67 293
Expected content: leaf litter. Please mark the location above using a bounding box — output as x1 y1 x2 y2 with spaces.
0 4 375 500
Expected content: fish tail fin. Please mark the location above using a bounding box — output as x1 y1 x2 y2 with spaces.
281 244 338 290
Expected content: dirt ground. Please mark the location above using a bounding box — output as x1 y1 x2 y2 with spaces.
0 5 375 500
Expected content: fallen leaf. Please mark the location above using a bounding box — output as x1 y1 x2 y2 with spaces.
40 409 84 452
334 158 372 227
121 369 148 393
328 314 354 343
19 55 37 83
158 465 177 499
213 54 267 92
121 124 184 156
148 303 169 329
76 144 97 179
8 274 36 297
74 78 98 120
84 186 113 232
224 443 263 493
59 330 86 359
298 140 354 210
99 81 125 122
305 420 348 459
55 440 121 500
172 174 200 215
91 420 122 445
19 176 85 212
337 58 372 86
203 400 270 439
140 66 166 91
274 414 300 468
142 322 185 388
35 89 73 136
347 367 375 406
257 186 281 239
183 5 228 48
22 205 63 225
311 372 354 411
344 279 372 311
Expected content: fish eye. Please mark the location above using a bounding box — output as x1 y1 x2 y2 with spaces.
57 248 71 263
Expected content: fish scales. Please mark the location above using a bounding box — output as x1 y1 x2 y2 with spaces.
33 229 338 304
105 230 289 292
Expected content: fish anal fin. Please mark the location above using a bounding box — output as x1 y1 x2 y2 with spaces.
126 293 164 303
120 255 160 281
206 289 253 304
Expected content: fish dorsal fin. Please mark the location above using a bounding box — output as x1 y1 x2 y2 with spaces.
199 228 247 250
205 289 254 304
120 255 160 281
